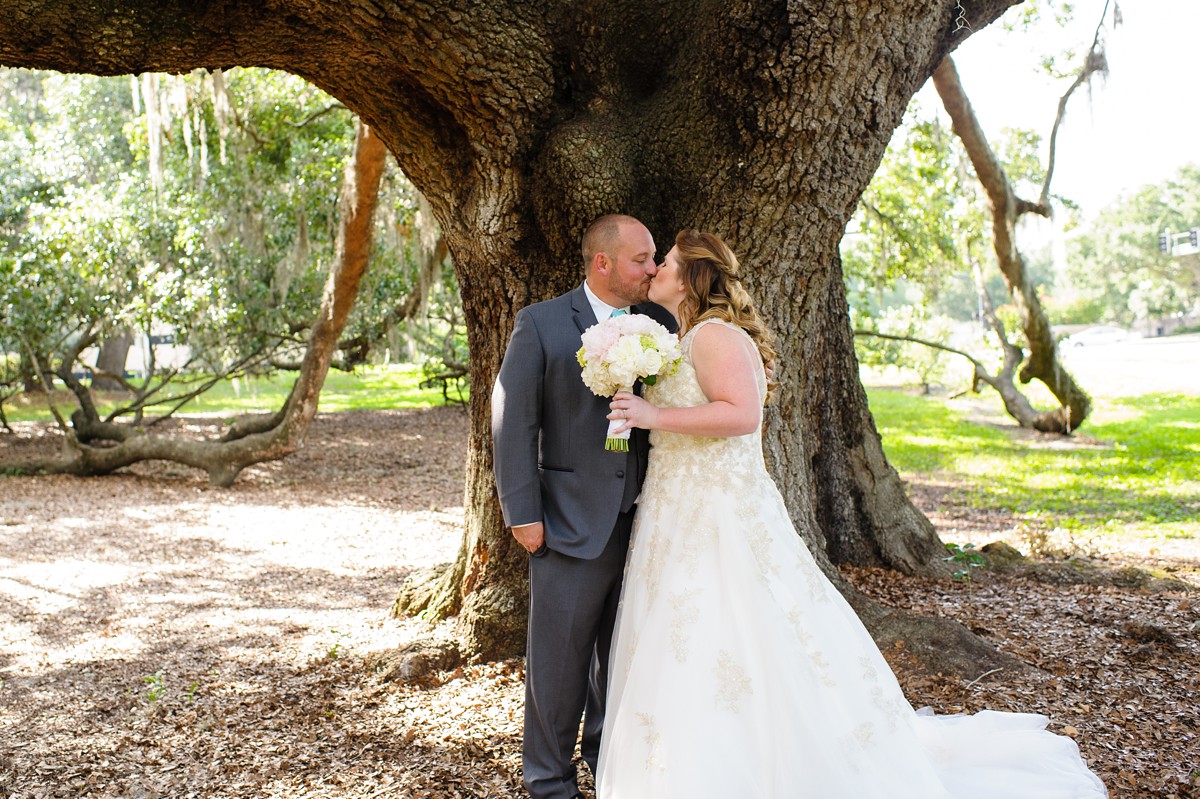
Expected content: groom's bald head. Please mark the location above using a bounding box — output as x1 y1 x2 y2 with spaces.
582 214 643 273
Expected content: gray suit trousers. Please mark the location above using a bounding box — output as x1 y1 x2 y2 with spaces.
523 509 634 799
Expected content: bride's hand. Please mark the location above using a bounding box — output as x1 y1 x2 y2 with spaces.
608 391 658 433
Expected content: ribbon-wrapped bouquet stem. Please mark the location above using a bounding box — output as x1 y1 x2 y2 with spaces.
577 314 681 451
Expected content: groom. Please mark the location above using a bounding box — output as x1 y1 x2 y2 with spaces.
491 214 674 799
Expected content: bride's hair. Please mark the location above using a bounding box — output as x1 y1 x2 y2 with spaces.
674 229 778 399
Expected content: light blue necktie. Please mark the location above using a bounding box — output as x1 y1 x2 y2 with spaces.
610 308 628 317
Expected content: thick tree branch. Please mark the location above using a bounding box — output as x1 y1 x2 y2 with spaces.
933 55 1091 432
0 0 556 218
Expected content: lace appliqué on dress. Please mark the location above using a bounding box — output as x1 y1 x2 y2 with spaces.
714 650 753 713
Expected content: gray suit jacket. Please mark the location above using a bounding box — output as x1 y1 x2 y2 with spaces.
491 284 676 559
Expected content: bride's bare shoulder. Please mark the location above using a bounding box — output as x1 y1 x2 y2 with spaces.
690 320 756 365
690 319 751 347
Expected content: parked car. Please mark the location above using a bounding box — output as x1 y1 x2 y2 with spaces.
1061 325 1137 348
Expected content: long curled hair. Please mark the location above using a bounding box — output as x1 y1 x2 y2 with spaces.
674 229 778 399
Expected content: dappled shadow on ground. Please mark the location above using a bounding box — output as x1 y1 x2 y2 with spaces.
0 406 507 798
1 405 1197 798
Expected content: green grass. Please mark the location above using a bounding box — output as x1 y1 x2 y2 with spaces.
186 365 466 413
868 388 1200 545
6 362 1194 550
1 364 465 423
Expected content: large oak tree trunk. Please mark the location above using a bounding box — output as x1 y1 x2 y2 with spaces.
1 0 1022 673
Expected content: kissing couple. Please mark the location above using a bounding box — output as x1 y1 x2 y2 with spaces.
491 214 1107 798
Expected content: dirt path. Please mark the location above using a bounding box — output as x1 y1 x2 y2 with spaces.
1 407 1196 798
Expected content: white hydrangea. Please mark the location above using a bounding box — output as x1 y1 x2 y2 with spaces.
577 315 681 398
576 314 681 450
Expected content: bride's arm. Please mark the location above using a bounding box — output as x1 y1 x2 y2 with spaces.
610 323 762 438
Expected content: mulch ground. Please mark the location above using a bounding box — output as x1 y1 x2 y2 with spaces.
0 407 1196 798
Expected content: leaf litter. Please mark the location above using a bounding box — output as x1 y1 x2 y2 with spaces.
0 406 1196 798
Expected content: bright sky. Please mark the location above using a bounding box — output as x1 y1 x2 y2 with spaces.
912 0 1198 220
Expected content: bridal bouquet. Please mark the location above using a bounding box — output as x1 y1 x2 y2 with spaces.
577 313 681 451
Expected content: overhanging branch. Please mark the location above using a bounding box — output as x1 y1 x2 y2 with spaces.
1038 0 1113 210
854 328 985 371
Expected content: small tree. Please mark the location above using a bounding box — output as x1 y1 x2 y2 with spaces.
0 69 452 447
849 3 1116 433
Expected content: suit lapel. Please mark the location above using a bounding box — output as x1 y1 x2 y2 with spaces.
572 283 598 335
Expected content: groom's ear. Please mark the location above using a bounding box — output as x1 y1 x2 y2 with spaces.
591 252 611 277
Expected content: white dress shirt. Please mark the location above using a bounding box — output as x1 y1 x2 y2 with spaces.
583 280 629 324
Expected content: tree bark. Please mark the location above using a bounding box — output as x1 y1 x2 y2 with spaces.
798 258 946 573
19 350 45 394
91 329 134 392
933 56 1092 433
0 0 1024 674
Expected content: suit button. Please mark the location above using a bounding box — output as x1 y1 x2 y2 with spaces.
616 470 625 478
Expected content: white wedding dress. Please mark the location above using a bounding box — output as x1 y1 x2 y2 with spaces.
596 320 1107 799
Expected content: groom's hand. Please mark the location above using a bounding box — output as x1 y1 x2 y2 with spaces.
512 521 547 556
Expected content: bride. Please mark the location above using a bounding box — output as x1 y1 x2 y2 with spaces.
597 229 1107 798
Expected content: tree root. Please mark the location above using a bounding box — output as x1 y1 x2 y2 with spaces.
392 562 461 620
366 637 465 685
980 542 1195 593
847 589 1028 681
